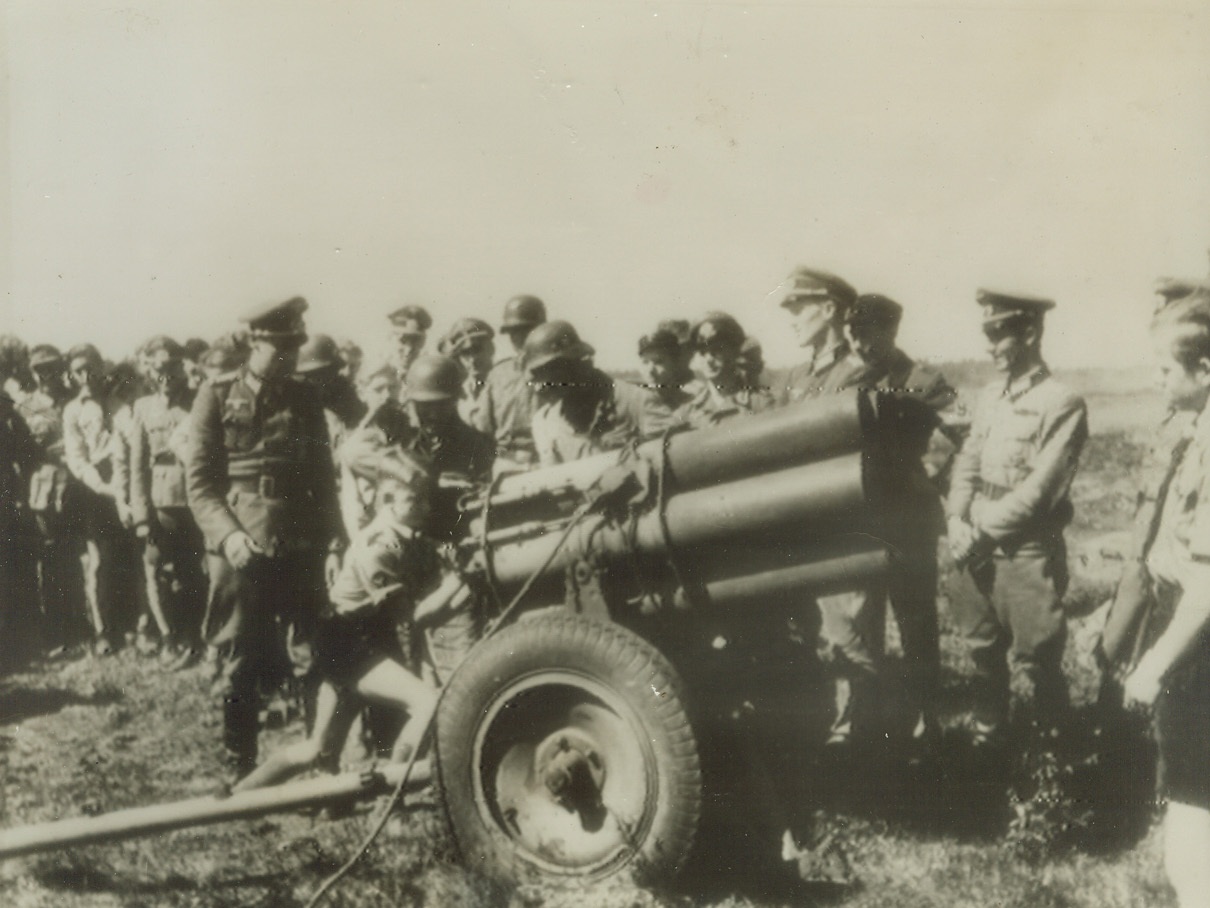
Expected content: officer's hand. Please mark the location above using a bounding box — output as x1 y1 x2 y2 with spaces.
1124 654 1164 708
324 552 341 589
947 518 974 561
222 531 264 570
134 522 152 541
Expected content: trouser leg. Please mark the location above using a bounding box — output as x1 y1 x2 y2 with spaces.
888 541 941 721
995 546 1070 730
817 588 881 741
951 559 1009 731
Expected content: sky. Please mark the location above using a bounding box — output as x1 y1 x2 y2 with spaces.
2 1 1209 371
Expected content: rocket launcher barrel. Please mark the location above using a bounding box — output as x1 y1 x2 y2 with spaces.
466 391 871 526
474 389 934 608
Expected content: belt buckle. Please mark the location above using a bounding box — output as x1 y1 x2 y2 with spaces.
259 475 276 498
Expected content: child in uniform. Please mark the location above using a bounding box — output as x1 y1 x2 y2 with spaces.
1124 288 1210 908
232 451 467 793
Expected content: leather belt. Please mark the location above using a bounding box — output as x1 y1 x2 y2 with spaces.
228 475 310 500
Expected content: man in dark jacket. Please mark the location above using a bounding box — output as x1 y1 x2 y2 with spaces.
186 296 343 779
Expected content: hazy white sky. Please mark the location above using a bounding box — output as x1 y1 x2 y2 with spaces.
2 1 1208 370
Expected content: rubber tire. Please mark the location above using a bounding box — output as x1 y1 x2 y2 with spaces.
435 613 701 885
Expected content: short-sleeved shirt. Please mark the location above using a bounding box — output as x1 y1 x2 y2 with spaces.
327 515 442 619
1148 413 1210 587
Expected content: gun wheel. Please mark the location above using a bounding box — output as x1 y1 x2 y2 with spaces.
435 613 701 885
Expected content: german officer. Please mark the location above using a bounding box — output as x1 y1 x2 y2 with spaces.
776 267 864 404
473 295 547 470
130 335 205 665
947 290 1088 744
185 296 343 779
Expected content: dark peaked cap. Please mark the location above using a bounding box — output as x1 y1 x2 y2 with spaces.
976 289 1055 325
781 267 857 309
241 296 308 338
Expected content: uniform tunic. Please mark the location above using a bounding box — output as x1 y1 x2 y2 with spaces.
185 367 341 768
130 388 204 645
473 357 539 467
946 363 1088 727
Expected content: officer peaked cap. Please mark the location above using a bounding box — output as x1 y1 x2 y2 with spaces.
976 289 1055 325
241 296 308 338
439 318 495 356
782 267 857 310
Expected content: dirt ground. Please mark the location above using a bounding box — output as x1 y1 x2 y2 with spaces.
0 369 1180 908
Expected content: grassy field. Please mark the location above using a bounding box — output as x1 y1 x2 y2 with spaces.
0 367 1178 908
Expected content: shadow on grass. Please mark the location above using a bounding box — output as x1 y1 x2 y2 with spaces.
0 683 122 727
674 669 1157 903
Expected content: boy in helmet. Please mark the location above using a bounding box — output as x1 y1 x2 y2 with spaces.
678 312 774 427
523 320 641 466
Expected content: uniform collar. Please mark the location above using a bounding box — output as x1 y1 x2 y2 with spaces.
810 340 849 375
1003 362 1049 401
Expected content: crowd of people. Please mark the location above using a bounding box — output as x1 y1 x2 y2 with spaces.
1 264 1209 904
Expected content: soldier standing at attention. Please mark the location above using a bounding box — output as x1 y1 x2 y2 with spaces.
186 297 344 780
62 344 125 655
524 321 641 467
678 312 774 427
776 267 864 405
630 323 704 439
387 305 432 396
947 290 1087 744
838 294 961 746
775 268 867 746
438 318 496 429
474 295 547 471
129 336 206 667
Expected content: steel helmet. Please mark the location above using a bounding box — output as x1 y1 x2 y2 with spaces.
521 320 594 372
689 312 746 352
295 333 342 374
405 353 465 401
501 295 547 331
